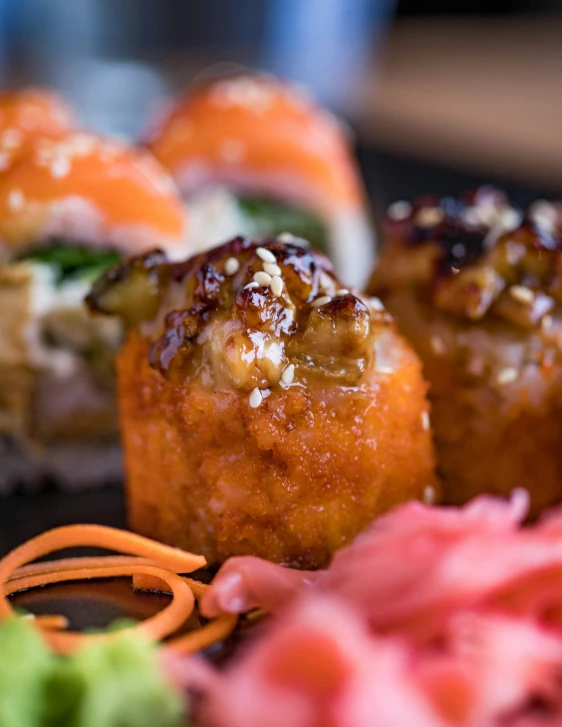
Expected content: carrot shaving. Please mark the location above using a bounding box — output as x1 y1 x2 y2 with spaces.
166 614 238 655
132 573 208 600
34 614 70 630
0 524 240 657
0 525 205 607
6 564 194 654
11 555 153 581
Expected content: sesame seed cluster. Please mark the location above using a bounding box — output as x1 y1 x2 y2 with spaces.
376 187 562 328
88 235 390 405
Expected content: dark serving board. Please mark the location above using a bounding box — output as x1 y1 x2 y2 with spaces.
0 146 556 634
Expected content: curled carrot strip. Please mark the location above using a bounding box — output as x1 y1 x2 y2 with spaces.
6 564 195 654
166 614 238 655
0 524 238 656
0 523 204 613
132 573 208 600
34 615 70 631
11 555 152 581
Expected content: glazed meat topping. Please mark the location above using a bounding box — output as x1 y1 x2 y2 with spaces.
382 188 562 326
87 236 389 392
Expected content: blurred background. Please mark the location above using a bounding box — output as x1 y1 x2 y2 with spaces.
0 0 561 202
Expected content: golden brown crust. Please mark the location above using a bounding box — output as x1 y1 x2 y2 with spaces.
118 330 438 566
369 188 562 514
90 237 439 564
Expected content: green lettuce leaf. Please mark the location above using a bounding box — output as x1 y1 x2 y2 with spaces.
17 242 122 285
237 196 328 252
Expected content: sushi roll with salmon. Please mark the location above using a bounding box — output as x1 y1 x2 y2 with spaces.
0 131 187 492
144 73 374 287
87 236 439 567
0 88 75 169
367 187 562 514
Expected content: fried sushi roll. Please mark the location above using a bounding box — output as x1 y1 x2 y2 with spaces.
88 236 438 567
144 73 374 287
0 132 186 493
368 188 562 514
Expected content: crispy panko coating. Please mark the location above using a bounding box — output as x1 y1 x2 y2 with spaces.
368 189 562 514
89 236 438 566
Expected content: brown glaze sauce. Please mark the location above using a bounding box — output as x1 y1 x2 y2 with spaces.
88 237 390 391
378 188 562 327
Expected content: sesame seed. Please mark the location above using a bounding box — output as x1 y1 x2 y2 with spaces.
369 296 385 311
220 138 245 164
281 363 295 385
319 271 333 291
224 257 240 276
499 207 521 233
253 271 272 287
249 387 262 408
244 282 259 290
335 288 350 297
529 200 556 230
2 128 22 149
263 262 282 277
430 335 445 355
387 200 412 221
50 155 71 179
421 411 430 431
311 295 332 308
497 367 518 385
423 486 436 505
7 188 24 212
509 285 534 304
277 232 310 247
377 365 394 374
462 207 481 227
270 275 284 297
256 247 276 264
542 315 553 331
415 206 444 228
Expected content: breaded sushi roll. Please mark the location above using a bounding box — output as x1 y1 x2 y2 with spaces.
0 88 75 169
368 188 562 514
88 236 438 567
144 73 374 287
0 132 186 492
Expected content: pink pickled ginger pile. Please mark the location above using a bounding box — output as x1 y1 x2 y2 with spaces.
172 490 562 726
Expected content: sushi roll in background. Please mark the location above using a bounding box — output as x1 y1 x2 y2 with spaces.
0 131 187 493
144 73 375 287
0 88 75 168
88 236 439 567
367 187 562 514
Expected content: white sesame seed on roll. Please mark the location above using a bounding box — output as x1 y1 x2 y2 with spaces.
0 132 187 259
0 128 189 494
87 235 438 567
368 186 562 515
0 88 76 172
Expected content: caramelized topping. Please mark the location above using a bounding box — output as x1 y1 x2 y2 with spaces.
376 187 562 327
86 250 169 326
88 237 388 393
